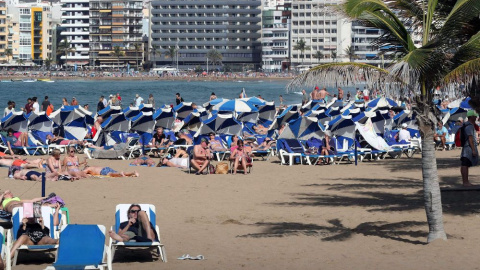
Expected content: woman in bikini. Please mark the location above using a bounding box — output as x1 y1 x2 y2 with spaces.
47 149 78 181
0 190 46 213
130 155 156 167
229 140 253 175
62 146 88 179
208 133 227 152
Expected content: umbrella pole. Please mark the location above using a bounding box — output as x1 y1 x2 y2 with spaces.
41 172 46 197
354 141 358 166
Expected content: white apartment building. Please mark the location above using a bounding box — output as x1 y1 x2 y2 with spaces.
351 21 386 67
60 0 90 66
261 5 290 72
263 0 286 9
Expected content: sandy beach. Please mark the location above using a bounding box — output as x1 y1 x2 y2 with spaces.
4 149 480 270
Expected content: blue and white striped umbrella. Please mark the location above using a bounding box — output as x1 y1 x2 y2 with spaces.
153 107 175 129
328 115 356 139
341 107 363 119
278 116 326 140
325 106 341 118
269 105 300 130
353 111 387 135
49 106 92 140
123 106 141 120
305 109 330 126
97 105 122 119
237 111 259 124
203 98 229 111
1 111 27 132
212 99 258 113
27 111 53 132
449 107 468 122
367 97 398 110
258 102 276 126
139 103 155 113
393 110 418 129
302 100 323 112
240 97 266 106
180 111 202 132
101 113 129 132
173 102 194 120
195 113 243 136
130 112 155 134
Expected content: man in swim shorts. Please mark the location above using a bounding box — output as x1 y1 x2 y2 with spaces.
83 166 139 177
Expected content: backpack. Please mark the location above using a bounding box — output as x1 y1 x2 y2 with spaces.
455 123 467 147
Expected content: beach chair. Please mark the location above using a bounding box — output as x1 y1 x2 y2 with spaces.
30 130 71 154
8 206 65 267
277 139 306 165
45 224 112 270
1 226 10 270
109 204 167 264
0 134 45 156
85 143 127 160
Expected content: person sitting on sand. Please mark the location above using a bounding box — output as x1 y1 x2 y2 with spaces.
83 166 139 177
9 205 61 259
191 138 212 175
62 146 89 179
229 140 253 175
11 167 58 181
130 155 156 167
46 149 78 181
109 204 157 243
0 190 46 213
208 133 227 152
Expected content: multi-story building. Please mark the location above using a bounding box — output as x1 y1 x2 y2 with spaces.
261 3 291 72
0 1 7 63
151 0 262 70
8 3 53 65
263 0 286 10
290 0 351 69
89 0 143 68
60 0 90 66
6 14 19 62
351 22 386 67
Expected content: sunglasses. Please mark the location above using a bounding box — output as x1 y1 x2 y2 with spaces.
69 151 75 153
129 209 140 213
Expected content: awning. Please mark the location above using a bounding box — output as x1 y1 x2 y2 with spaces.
99 10 111 12
366 54 377 57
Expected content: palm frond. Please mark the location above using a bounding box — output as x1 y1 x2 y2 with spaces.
443 57 480 86
286 62 392 93
424 0 440 44
450 31 480 64
437 0 480 42
343 0 415 52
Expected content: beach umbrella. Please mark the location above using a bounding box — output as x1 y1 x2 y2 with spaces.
367 97 398 110
301 100 323 112
258 101 276 126
237 111 259 124
269 105 300 130
196 107 210 122
212 99 258 113
326 99 344 109
448 107 467 122
139 103 155 113
27 111 53 132
130 111 155 134
325 106 341 118
240 97 266 106
153 107 175 129
327 115 356 139
173 102 194 120
203 98 229 111
180 111 202 132
355 119 390 151
1 111 28 132
278 116 326 140
97 105 122 119
393 110 418 129
123 106 141 120
47 106 91 140
341 107 363 119
195 113 243 136
460 97 472 109
353 111 387 135
101 113 129 132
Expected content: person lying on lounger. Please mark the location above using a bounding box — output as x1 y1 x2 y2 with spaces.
252 124 268 135
12 168 58 181
130 155 156 167
5 129 29 151
109 204 157 242
0 190 46 213
46 133 85 146
83 166 139 177
208 133 227 152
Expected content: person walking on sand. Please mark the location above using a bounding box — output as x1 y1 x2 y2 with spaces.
461 110 479 187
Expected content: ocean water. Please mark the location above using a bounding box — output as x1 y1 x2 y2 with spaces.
0 80 359 112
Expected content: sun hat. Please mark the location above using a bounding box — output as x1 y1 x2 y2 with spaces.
402 123 408 128
467 110 479 117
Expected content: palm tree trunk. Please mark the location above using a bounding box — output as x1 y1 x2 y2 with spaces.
420 123 447 242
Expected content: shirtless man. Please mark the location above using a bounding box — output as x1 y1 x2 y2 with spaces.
0 157 44 169
318 88 332 101
83 166 139 177
191 138 212 175
337 87 344 100
12 168 58 181
310 86 319 100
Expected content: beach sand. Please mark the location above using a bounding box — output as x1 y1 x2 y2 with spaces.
5 149 480 270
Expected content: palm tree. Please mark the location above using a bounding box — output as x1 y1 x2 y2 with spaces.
288 0 480 243
110 46 124 71
206 49 223 67
44 58 54 70
164 46 177 65
57 38 75 70
293 39 311 64
16 59 25 67
331 50 337 63
3 48 12 63
344 45 356 62
132 43 142 70
313 51 323 63
151 45 161 68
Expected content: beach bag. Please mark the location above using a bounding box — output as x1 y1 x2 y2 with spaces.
455 123 467 147
215 162 228 174
208 164 216 174
58 174 72 181
8 165 21 178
